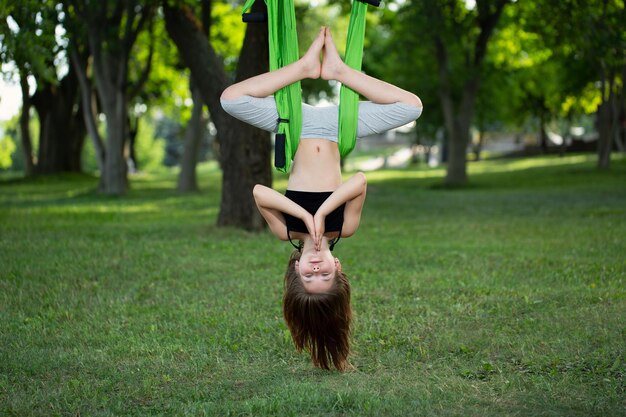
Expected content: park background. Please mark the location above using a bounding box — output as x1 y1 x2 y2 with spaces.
1 0 624 415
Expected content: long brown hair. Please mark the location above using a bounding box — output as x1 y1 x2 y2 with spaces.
282 249 352 371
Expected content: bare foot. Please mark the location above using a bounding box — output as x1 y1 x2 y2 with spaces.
300 26 325 79
321 27 346 81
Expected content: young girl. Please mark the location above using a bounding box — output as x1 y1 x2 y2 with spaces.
221 27 422 370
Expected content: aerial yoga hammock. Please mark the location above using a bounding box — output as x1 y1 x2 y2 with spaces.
241 0 381 172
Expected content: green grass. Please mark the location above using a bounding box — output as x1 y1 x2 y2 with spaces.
1 154 625 416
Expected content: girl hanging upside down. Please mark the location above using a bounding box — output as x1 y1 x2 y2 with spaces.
220 26 422 371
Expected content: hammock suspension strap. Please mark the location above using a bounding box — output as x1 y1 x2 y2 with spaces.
242 0 379 172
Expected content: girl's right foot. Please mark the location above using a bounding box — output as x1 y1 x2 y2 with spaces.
300 26 325 79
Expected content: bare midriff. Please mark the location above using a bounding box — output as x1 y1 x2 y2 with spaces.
287 138 342 192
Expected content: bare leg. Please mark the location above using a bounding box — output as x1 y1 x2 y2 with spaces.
321 27 422 108
221 27 326 100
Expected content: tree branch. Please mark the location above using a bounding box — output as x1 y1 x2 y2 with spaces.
108 0 124 29
128 5 153 50
69 40 106 170
120 4 154 90
162 2 230 131
201 0 212 35
128 19 155 99
473 0 508 67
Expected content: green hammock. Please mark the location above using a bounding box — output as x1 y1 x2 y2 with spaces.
241 0 378 172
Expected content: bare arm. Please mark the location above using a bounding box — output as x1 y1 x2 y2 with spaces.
314 172 367 242
253 185 315 241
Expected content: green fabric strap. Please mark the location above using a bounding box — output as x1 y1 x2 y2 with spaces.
338 1 368 158
242 0 369 171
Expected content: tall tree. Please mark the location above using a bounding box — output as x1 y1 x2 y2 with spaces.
32 66 86 174
0 0 86 175
523 0 626 169
390 0 509 185
66 0 155 194
433 0 509 184
366 5 444 164
476 7 569 154
177 77 204 192
164 0 271 230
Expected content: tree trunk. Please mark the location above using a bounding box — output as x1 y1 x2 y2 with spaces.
32 71 85 174
71 1 152 195
618 64 626 154
164 2 271 230
127 114 139 173
218 5 271 229
597 67 614 170
18 71 35 176
162 3 230 133
597 100 612 169
100 93 129 194
443 81 477 186
474 130 484 161
445 118 470 185
539 109 548 153
178 78 204 192
431 0 508 186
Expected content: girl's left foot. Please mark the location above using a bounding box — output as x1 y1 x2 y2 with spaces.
321 27 346 81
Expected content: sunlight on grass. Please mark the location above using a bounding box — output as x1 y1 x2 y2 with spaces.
350 153 616 184
468 154 596 174
365 167 446 182
262 153 618 189
42 203 163 214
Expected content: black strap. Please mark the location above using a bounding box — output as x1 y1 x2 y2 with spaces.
242 12 268 23
274 117 291 169
357 0 381 6
328 225 342 251
287 228 303 251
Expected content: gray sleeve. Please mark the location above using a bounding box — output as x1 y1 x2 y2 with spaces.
220 95 279 133
356 102 423 138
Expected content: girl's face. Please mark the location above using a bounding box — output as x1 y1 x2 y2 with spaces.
295 249 341 293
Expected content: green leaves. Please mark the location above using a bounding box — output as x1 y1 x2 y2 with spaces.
0 0 61 84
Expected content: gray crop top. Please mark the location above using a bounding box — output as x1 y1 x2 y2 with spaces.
220 95 422 142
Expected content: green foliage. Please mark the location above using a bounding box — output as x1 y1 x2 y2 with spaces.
519 0 624 113
365 0 621 146
0 133 16 169
80 134 98 174
0 113 39 172
135 116 165 172
1 155 625 415
211 1 246 74
365 1 448 130
130 9 191 116
0 0 60 83
0 116 20 170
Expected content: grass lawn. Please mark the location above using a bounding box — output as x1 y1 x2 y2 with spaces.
1 153 624 416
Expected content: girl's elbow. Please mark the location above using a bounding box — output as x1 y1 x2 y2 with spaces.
355 171 367 188
221 85 240 101
407 93 423 109
252 184 266 201
252 184 267 198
